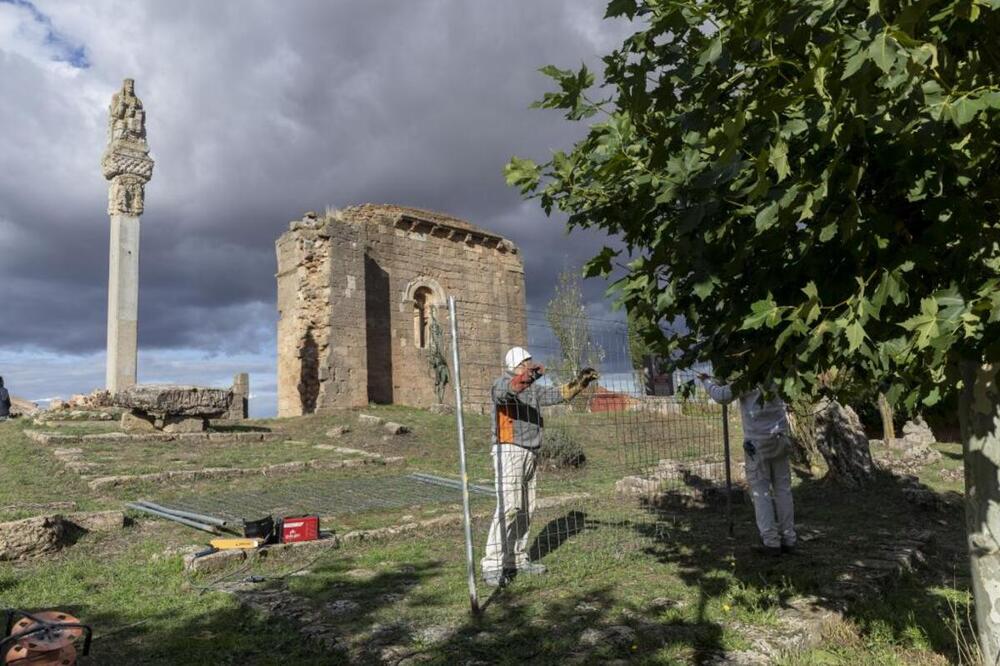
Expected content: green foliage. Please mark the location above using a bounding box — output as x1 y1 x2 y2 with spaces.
545 266 605 382
627 306 655 370
425 309 450 403
509 0 1000 410
539 428 588 469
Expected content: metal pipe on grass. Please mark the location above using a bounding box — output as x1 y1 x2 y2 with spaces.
449 296 480 615
134 500 229 528
126 503 220 534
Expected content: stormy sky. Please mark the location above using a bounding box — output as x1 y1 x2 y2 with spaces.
0 0 633 415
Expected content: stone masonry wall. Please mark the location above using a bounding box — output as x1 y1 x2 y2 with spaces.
276 204 526 416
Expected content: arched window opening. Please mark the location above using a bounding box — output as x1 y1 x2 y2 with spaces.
413 287 433 349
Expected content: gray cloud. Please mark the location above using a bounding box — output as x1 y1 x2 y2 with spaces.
0 1 632 409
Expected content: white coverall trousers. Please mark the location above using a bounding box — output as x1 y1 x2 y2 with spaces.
744 438 796 548
481 443 537 573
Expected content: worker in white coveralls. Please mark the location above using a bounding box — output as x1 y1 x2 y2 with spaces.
481 347 599 586
702 375 797 556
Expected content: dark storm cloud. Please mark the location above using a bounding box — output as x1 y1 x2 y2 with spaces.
1 1 631 361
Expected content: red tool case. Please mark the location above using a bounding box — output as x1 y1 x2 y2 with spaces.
280 515 319 543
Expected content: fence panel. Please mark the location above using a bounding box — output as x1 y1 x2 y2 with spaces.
448 297 744 596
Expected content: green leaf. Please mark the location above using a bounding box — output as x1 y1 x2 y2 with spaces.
605 0 638 19
846 320 866 351
742 296 781 330
842 48 868 79
769 140 790 182
819 222 837 242
504 156 541 194
869 33 897 73
755 202 780 231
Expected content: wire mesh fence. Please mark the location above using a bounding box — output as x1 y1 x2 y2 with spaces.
448 297 745 596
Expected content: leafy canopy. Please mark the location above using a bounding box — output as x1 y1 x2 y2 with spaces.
507 0 1000 408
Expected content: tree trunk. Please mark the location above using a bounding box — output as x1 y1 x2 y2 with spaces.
958 360 1000 663
878 392 896 443
812 398 878 488
786 405 819 474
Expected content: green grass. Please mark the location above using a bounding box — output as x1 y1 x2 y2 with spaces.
0 407 973 664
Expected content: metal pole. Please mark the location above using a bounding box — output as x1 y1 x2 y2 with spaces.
721 403 734 538
126 503 221 534
448 296 480 615
135 500 230 528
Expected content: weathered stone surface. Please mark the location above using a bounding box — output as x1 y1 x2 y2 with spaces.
813 399 877 488
115 384 232 417
65 510 126 533
275 205 526 417
161 416 207 433
616 457 745 506
901 415 936 446
0 515 66 561
326 425 350 438
9 396 39 417
383 421 410 436
358 414 384 426
427 403 454 415
226 373 250 420
121 410 158 433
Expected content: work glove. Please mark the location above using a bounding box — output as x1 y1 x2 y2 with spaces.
561 367 599 400
511 363 545 393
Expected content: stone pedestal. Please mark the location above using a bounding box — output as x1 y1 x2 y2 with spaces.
115 384 232 433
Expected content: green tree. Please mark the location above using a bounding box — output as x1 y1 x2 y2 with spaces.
546 266 604 382
507 0 1000 655
627 306 654 371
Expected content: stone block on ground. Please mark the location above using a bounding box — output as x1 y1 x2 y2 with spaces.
162 416 208 433
121 410 158 433
326 425 350 438
0 515 66 561
9 397 40 418
427 404 453 415
115 384 232 418
65 511 126 533
358 414 384 426
383 422 410 436
116 384 231 433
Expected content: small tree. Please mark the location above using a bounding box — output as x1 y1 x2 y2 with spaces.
546 266 604 382
507 0 1000 654
425 309 449 404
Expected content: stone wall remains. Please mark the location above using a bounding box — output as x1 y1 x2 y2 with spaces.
275 204 526 416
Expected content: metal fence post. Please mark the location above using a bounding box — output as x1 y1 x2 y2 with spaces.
722 403 734 538
448 296 480 615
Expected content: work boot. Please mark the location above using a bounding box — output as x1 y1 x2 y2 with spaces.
517 562 547 576
482 569 510 587
780 542 797 555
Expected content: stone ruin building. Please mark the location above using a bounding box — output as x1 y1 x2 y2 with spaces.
275 204 527 417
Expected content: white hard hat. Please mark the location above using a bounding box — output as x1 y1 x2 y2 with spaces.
504 346 532 373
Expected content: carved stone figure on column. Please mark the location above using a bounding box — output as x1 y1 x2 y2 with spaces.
102 78 154 394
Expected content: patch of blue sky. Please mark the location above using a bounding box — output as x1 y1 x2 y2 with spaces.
1 0 89 68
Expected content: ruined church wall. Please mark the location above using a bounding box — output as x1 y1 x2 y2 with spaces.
356 210 527 409
276 216 369 417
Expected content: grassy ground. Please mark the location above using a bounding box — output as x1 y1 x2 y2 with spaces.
0 407 974 664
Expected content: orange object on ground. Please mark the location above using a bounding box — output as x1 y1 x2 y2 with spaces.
2 610 90 665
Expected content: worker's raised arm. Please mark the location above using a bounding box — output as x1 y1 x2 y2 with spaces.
534 367 600 407
702 375 735 404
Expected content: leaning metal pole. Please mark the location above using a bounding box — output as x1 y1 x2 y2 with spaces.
722 403 734 538
448 296 480 615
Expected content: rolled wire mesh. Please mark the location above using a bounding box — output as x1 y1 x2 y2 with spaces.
449 298 745 582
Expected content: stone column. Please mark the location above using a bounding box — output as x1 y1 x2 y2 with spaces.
101 79 153 393
228 373 249 420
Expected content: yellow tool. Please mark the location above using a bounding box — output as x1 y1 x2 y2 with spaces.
209 538 260 550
